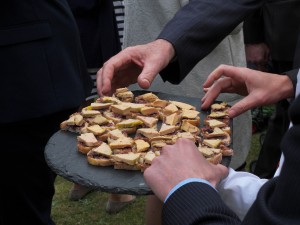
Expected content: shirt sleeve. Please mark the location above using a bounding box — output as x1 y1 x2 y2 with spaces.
164 178 216 202
217 168 268 220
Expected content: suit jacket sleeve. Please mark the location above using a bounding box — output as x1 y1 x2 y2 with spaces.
162 182 241 225
156 0 266 84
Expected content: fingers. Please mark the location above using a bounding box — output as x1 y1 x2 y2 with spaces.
228 94 259 117
201 77 233 110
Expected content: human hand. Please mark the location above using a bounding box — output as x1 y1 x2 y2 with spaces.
143 138 228 202
201 64 294 117
245 43 270 71
97 39 175 96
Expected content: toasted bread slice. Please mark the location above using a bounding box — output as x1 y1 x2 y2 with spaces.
164 112 182 126
135 115 158 128
208 111 228 118
108 129 127 140
77 133 100 147
81 107 101 117
140 106 159 116
90 102 113 110
92 142 112 157
86 125 106 136
206 153 223 165
90 115 109 125
137 128 159 139
202 127 227 138
96 96 121 104
150 99 169 108
203 139 222 148
109 137 134 149
134 139 150 152
204 119 227 128
170 101 196 110
112 153 141 166
163 103 178 115
135 93 159 103
103 110 122 123
110 104 131 116
159 123 176 135
144 151 156 164
180 120 200 135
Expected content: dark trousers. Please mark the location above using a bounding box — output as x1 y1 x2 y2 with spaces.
0 109 75 225
253 100 290 178
253 60 292 178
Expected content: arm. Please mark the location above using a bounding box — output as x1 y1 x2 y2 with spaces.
158 0 266 83
98 0 266 95
143 138 241 225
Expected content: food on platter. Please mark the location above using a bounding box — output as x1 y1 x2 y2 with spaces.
77 133 102 154
60 88 233 171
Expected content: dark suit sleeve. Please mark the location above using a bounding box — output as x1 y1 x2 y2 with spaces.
156 0 266 84
162 182 241 225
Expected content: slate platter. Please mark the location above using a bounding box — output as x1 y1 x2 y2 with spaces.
45 90 231 195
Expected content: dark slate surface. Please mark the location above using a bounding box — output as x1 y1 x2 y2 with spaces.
45 91 231 195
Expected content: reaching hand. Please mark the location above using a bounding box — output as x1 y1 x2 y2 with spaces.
201 64 294 117
144 138 228 202
96 39 175 96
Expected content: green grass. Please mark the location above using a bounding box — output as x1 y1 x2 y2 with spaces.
52 132 263 225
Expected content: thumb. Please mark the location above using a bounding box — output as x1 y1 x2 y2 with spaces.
229 96 257 117
137 64 159 89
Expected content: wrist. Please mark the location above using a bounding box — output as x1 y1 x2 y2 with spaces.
155 39 176 63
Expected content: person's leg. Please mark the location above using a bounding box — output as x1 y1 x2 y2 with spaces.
145 195 163 225
106 193 136 214
69 183 94 201
253 100 290 178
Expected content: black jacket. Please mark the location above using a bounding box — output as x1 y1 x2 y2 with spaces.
0 0 92 123
243 0 300 62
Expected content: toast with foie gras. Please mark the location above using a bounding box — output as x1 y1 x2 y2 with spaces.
112 152 142 170
135 128 160 141
96 96 121 104
60 112 85 133
159 123 177 135
134 139 150 152
150 135 176 151
139 151 158 171
115 118 143 134
181 109 200 126
164 112 182 127
170 100 196 110
85 124 109 141
109 136 134 154
77 132 102 154
135 115 158 128
87 142 113 166
113 87 134 102
135 92 159 103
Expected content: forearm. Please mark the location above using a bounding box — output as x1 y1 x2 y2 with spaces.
158 0 266 83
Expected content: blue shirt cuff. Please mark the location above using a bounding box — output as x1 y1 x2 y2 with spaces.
164 178 216 203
